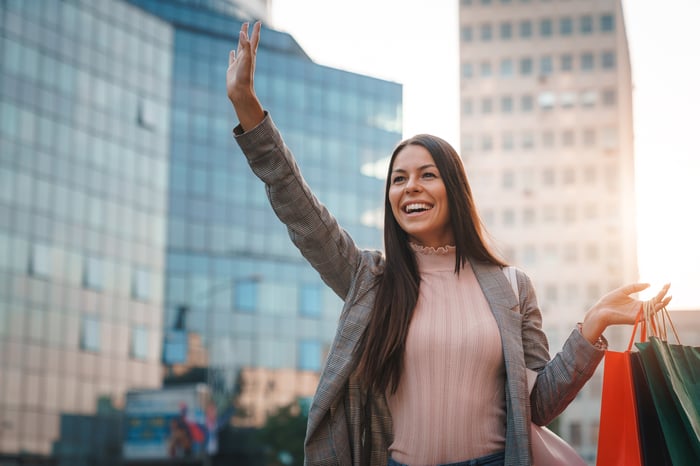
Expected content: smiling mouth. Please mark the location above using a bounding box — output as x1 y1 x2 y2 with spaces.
404 202 433 213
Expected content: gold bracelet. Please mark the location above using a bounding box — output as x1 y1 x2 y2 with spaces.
577 322 608 350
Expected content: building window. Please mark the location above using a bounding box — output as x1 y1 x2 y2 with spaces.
564 205 577 224
521 94 534 112
581 52 594 71
461 26 474 42
298 339 322 371
502 132 514 151
521 131 535 150
480 24 493 41
539 19 553 37
580 15 593 34
601 51 616 69
538 92 555 110
583 166 597 185
234 279 258 312
542 208 557 225
500 22 512 39
581 90 598 107
563 167 576 185
602 127 618 150
500 58 514 77
560 92 576 108
502 209 515 226
542 131 555 148
600 14 615 32
562 129 575 147
560 54 573 71
559 17 573 35
481 134 494 152
462 135 474 154
502 170 515 189
299 284 322 318
602 89 616 106
461 63 474 79
542 168 555 186
131 325 149 360
570 422 583 447
480 61 493 77
501 96 513 113
132 268 152 301
84 256 104 291
585 244 600 262
461 0 473 5
539 56 553 76
523 208 535 225
563 244 578 263
583 128 596 147
519 20 532 38
29 243 51 278
481 97 493 114
462 99 474 116
519 57 533 75
81 315 101 352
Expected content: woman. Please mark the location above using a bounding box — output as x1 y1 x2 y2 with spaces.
226 22 671 466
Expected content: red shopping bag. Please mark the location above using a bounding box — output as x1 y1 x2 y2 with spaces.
596 314 647 466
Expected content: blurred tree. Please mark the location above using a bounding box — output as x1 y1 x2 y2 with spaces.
256 401 307 466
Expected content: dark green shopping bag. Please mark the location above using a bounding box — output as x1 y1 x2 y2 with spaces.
635 337 700 465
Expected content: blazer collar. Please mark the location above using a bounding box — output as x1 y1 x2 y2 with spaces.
469 259 522 336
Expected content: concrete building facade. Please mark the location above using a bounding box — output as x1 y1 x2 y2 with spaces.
458 0 638 461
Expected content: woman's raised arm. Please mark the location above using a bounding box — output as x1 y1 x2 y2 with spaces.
227 21 265 131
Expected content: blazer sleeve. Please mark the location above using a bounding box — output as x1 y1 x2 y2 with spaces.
233 113 366 300
517 270 605 426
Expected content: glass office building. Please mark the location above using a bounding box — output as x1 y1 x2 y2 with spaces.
127 0 402 427
0 0 401 457
0 0 172 455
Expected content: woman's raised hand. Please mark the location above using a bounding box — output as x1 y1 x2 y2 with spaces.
581 282 672 344
227 21 264 131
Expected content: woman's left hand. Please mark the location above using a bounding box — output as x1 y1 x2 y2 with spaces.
581 282 672 344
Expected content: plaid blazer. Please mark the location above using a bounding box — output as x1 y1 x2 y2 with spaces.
234 114 605 466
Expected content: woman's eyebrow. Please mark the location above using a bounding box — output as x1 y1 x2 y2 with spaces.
391 164 437 173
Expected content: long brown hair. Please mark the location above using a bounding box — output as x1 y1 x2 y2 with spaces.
354 134 506 395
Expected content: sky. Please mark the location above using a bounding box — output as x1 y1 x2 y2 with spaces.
270 0 700 309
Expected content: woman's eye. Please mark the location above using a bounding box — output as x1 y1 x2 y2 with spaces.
423 172 437 178
392 176 405 184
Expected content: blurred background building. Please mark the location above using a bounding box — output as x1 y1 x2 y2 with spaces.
0 0 401 464
459 0 637 461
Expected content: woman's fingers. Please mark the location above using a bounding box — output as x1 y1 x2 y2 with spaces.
618 282 650 296
236 22 250 58
250 21 261 52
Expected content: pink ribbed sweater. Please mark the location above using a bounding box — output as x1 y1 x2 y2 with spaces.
387 244 506 465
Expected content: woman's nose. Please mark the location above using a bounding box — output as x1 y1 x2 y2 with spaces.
405 176 421 192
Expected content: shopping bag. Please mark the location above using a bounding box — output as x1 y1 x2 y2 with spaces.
596 349 641 466
636 337 700 465
629 351 672 465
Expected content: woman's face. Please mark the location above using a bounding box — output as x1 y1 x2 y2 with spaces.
388 144 454 248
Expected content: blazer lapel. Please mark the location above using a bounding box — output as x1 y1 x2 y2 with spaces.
470 259 532 464
469 259 520 328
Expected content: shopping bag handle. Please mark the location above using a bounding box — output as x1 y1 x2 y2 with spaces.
645 301 681 343
627 305 647 351
627 301 681 351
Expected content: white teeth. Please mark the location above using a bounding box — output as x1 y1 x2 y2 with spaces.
405 203 432 213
